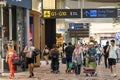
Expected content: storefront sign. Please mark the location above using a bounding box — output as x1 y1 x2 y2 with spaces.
5 0 32 9
83 8 117 18
43 9 81 18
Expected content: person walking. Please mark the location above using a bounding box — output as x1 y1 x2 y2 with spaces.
65 42 75 73
24 40 35 78
103 41 109 68
43 45 49 65
6 44 16 79
107 40 118 77
96 44 102 65
72 43 83 75
50 44 60 73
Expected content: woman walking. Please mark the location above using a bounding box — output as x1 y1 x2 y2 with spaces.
6 45 16 79
72 43 83 75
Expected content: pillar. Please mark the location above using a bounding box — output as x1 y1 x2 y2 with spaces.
26 9 30 42
0 5 4 74
9 5 12 40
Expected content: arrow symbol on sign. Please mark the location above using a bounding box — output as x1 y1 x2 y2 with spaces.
84 11 89 16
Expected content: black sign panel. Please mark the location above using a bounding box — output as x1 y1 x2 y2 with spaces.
83 8 117 18
69 23 89 38
43 9 81 18
5 0 32 9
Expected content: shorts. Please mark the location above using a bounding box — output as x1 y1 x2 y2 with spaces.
26 58 34 64
108 58 116 66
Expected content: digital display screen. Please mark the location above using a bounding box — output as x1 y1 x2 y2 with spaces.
83 8 117 18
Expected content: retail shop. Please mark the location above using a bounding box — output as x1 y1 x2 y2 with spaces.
0 0 32 73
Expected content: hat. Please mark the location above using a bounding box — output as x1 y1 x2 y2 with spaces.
89 42 94 45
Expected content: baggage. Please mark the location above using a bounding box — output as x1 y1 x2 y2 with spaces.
62 57 66 64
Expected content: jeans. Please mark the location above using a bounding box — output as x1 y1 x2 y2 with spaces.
66 56 72 70
97 54 101 65
74 63 81 75
104 55 109 68
51 58 59 71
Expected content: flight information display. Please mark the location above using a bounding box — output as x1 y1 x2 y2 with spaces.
83 8 117 18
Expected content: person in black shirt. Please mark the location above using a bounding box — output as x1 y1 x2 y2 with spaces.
65 42 75 73
103 41 109 68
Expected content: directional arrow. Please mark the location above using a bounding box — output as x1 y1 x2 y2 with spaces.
84 11 89 16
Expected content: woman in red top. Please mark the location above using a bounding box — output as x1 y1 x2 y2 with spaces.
6 45 16 79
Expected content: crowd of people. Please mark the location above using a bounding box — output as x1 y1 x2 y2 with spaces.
5 39 120 79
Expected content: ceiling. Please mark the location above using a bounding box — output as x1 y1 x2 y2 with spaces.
72 0 120 3
87 0 120 3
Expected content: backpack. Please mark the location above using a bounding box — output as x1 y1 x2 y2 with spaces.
52 50 58 59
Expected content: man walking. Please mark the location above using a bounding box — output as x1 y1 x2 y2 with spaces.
65 42 74 73
107 40 118 77
103 41 109 68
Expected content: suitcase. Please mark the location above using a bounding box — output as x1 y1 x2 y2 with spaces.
62 57 66 64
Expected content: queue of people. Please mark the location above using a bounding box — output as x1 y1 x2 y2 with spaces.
5 39 120 79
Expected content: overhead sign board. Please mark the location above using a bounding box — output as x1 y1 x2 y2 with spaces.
69 23 89 38
69 23 89 30
83 8 117 18
43 9 81 18
5 0 32 9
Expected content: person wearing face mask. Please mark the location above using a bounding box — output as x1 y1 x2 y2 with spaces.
24 40 35 78
72 43 83 75
85 42 97 76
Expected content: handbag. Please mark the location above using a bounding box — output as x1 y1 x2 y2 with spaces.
12 55 20 65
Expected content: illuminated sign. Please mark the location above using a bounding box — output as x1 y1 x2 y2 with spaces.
5 0 31 9
69 23 89 38
83 8 117 18
43 9 81 18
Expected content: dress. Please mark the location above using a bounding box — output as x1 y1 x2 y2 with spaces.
7 50 16 77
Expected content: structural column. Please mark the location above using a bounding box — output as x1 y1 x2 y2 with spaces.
26 9 30 43
1 5 3 73
9 5 12 40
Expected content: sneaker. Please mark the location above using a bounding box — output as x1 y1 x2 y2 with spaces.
29 75 32 78
113 73 117 77
31 72 34 76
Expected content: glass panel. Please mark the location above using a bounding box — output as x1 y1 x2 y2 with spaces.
16 8 23 53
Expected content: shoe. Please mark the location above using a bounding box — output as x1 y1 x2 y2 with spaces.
113 73 117 77
31 72 34 76
29 75 32 78
9 76 13 79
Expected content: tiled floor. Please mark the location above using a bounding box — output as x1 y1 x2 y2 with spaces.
1 59 120 80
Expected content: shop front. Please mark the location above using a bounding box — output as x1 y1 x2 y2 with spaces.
0 0 32 73
30 0 42 66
